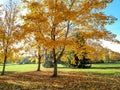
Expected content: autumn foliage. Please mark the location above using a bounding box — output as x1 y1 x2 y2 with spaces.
0 0 20 75
0 0 118 76
19 0 117 77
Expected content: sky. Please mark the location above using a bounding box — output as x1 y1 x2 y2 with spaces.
102 40 120 53
103 0 120 40
102 0 120 53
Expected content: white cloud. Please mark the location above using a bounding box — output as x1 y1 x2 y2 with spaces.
116 35 120 40
102 40 120 53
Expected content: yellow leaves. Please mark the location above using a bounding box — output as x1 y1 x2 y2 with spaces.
24 2 47 24
21 0 116 66
29 57 37 63
72 31 111 61
61 55 68 62
42 39 67 49
109 51 120 60
22 0 29 3
92 13 107 21
0 52 4 63
71 60 76 65
28 1 41 10
0 0 21 63
81 0 112 11
45 0 56 10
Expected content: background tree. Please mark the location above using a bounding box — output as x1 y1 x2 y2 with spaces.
109 51 120 61
24 37 43 71
20 1 49 71
61 29 117 68
0 0 20 75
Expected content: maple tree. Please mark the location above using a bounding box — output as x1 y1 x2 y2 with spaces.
0 0 20 75
23 36 43 71
74 29 117 60
21 0 116 77
61 29 116 68
109 51 120 61
20 1 47 71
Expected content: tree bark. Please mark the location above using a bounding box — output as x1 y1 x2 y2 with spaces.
52 48 57 77
1 55 7 75
37 54 41 71
53 60 57 77
53 58 57 77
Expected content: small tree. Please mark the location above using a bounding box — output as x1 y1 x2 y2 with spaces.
0 0 20 75
21 38 43 71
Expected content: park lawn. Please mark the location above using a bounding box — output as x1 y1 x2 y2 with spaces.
0 63 120 76
58 63 120 76
0 63 120 90
0 64 39 73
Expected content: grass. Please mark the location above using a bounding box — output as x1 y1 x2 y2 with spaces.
58 63 120 76
0 63 120 90
0 64 38 72
0 63 120 77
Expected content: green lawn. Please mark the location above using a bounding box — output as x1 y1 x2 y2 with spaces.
0 64 38 72
58 63 120 76
0 63 120 76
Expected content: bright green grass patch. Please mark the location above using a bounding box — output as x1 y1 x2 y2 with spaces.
0 64 38 73
92 63 120 68
59 68 120 75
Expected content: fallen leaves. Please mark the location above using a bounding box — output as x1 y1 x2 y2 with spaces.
0 71 120 90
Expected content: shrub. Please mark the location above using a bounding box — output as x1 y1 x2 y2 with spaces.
18 57 35 64
42 54 54 68
42 60 54 68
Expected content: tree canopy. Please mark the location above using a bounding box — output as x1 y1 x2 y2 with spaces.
20 0 117 77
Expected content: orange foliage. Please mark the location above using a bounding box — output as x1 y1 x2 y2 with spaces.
21 0 116 76
0 1 21 63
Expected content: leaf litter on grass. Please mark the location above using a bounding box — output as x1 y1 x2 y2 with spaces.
0 71 120 90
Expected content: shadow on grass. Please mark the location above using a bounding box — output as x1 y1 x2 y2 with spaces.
91 67 120 69
58 66 70 69
0 64 17 66
0 71 16 75
58 66 120 69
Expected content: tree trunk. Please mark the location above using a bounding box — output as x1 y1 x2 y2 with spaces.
52 48 57 77
37 54 41 71
53 58 57 77
1 55 7 75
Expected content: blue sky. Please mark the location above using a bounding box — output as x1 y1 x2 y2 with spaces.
103 0 120 40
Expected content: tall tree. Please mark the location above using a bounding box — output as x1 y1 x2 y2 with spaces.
0 0 20 75
73 29 117 61
20 1 47 71
61 29 116 68
109 51 120 61
22 0 115 77
23 37 43 71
